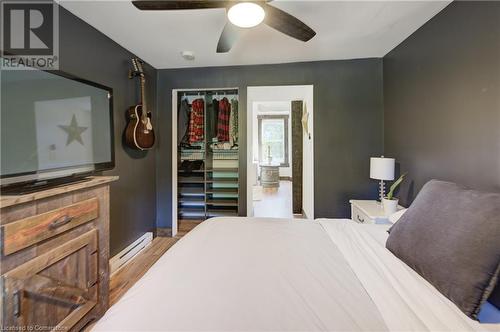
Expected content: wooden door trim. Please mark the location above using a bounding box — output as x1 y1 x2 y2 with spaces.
292 101 303 214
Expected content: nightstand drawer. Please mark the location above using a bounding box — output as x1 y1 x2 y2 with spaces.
351 205 374 224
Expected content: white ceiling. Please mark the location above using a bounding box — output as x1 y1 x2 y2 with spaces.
59 0 451 69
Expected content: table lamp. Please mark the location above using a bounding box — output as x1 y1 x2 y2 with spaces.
370 156 395 201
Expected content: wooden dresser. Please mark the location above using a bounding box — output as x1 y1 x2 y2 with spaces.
0 176 118 331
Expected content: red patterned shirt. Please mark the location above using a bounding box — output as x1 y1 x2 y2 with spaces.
217 97 230 142
188 98 204 143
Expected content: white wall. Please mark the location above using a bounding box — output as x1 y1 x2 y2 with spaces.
252 101 293 177
247 85 314 219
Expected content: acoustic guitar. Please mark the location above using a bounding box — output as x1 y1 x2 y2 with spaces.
125 58 155 150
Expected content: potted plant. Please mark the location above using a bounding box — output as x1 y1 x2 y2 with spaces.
383 173 407 215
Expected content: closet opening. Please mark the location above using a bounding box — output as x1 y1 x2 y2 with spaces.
247 85 314 220
172 88 240 236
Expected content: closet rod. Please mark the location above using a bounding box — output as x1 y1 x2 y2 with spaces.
179 89 238 96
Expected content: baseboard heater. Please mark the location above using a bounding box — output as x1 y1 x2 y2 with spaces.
109 232 153 275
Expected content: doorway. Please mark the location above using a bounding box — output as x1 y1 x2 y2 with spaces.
247 86 314 219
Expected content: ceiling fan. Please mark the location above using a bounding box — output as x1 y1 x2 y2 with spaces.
132 1 316 53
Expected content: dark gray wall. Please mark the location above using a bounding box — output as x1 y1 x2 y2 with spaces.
156 59 384 228
59 6 157 255
384 1 500 206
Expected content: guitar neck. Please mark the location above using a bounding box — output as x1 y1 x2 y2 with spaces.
139 76 147 119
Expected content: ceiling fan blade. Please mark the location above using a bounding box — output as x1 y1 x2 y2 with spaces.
217 22 241 53
263 3 316 42
132 1 230 10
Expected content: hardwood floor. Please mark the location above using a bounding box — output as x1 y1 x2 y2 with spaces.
253 180 306 218
109 220 199 306
177 220 201 238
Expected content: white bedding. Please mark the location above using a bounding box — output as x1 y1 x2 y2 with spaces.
318 219 500 332
93 218 500 332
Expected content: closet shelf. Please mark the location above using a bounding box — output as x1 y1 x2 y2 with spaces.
205 168 238 173
179 205 204 211
178 207 206 219
179 197 205 204
206 178 238 183
179 212 206 220
178 176 205 184
206 199 238 207
178 169 205 173
206 188 239 194
207 209 238 218
178 188 205 196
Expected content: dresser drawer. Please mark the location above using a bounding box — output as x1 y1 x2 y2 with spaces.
351 205 374 224
2 197 99 256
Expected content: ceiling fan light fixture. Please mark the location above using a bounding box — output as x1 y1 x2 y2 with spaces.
227 2 265 28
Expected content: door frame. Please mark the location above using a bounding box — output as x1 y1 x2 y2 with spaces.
171 87 239 237
246 85 314 219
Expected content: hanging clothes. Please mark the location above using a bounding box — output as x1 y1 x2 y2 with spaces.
229 98 238 147
211 98 219 139
178 98 190 146
205 94 216 142
188 98 204 143
217 97 231 142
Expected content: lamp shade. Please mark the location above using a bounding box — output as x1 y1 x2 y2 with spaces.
370 157 395 181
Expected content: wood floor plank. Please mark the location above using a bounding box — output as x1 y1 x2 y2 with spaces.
109 221 199 307
176 220 201 238
109 237 177 306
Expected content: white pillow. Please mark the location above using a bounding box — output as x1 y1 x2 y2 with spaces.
389 208 407 224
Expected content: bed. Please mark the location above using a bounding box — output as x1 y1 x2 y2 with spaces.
93 217 499 332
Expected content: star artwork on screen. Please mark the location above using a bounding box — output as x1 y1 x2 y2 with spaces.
35 96 94 170
58 114 88 146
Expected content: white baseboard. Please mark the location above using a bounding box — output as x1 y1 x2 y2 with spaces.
109 232 153 276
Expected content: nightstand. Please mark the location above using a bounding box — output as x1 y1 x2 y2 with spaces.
349 200 404 225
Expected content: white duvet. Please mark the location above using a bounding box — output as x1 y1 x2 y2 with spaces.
93 218 499 332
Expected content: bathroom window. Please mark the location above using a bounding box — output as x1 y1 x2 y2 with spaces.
258 115 289 166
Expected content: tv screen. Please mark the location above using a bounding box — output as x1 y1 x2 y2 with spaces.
1 67 114 186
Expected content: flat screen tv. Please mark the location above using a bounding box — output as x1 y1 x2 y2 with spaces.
1 66 114 191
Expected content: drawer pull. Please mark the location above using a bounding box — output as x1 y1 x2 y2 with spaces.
357 215 365 223
48 215 74 230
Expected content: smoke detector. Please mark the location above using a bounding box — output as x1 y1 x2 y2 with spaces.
181 51 195 61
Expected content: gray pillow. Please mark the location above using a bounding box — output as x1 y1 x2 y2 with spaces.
386 180 500 320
